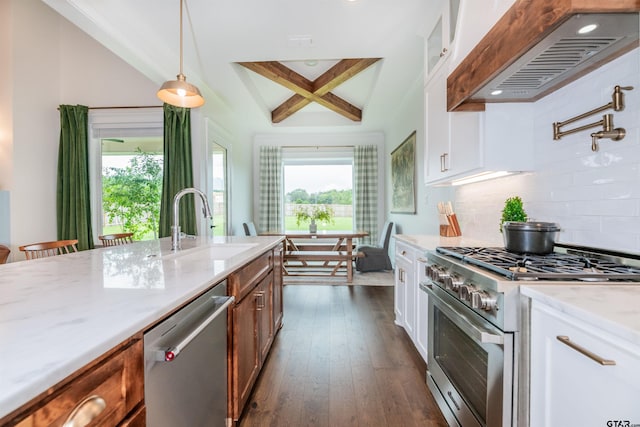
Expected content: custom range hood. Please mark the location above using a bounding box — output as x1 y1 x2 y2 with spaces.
447 0 640 112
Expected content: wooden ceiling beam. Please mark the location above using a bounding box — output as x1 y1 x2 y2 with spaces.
238 58 380 123
312 58 381 95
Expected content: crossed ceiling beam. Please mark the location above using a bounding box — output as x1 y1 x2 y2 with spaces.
238 58 381 123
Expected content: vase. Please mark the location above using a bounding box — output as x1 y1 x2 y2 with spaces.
309 219 317 233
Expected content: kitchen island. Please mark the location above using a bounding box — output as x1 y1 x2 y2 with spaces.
0 235 283 423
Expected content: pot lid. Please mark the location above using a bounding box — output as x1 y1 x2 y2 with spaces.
503 221 560 231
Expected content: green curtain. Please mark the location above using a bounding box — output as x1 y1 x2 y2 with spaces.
57 105 94 251
159 104 197 238
354 145 378 246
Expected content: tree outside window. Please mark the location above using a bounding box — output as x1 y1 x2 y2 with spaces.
102 150 163 240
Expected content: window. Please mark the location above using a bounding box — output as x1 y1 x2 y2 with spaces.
89 108 164 243
282 147 353 231
210 142 228 236
100 137 163 240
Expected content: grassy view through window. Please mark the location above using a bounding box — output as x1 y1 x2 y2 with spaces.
284 164 353 231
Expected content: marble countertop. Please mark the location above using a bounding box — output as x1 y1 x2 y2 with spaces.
0 235 283 419
521 285 640 347
393 234 502 251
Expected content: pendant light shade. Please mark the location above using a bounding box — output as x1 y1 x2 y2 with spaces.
157 0 205 108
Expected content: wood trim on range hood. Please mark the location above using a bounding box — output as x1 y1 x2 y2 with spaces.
447 0 640 112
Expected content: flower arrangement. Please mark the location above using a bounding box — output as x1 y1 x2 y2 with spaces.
294 204 335 228
500 196 528 232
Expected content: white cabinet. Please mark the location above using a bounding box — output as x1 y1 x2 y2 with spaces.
529 300 640 427
425 0 461 82
394 241 415 336
415 256 429 362
424 83 534 185
394 240 430 362
424 64 483 184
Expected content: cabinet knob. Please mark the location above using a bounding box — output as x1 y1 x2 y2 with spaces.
440 48 448 58
63 395 106 427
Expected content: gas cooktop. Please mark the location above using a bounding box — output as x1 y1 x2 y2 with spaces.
436 244 640 282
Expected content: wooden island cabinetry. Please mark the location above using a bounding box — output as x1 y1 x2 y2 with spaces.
4 336 144 427
0 238 284 427
228 244 284 423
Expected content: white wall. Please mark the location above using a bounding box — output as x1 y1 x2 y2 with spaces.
4 0 160 258
386 74 451 235
453 49 640 253
0 0 12 190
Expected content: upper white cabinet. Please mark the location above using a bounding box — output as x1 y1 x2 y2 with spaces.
424 0 534 186
424 92 534 185
425 0 460 82
529 300 640 426
424 64 484 184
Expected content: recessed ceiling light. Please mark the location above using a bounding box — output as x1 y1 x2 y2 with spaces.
578 24 598 34
490 89 503 96
304 60 318 67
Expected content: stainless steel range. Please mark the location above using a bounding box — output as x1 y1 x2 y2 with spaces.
420 243 640 427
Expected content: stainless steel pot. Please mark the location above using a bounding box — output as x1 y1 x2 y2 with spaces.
502 221 560 254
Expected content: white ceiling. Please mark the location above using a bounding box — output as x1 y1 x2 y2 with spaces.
43 0 435 135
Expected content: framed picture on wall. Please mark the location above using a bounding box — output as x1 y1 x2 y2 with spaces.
391 131 416 214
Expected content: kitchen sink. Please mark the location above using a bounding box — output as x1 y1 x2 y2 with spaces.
148 242 258 261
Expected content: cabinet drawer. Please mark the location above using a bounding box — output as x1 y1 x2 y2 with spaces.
530 301 640 425
11 339 143 427
395 242 415 265
229 250 273 301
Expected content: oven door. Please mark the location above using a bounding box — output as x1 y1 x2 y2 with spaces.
423 283 513 427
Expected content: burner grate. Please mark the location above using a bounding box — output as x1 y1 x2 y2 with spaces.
436 247 640 281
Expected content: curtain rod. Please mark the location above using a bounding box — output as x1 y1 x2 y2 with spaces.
57 105 163 111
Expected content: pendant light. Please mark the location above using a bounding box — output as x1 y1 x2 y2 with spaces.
157 0 205 108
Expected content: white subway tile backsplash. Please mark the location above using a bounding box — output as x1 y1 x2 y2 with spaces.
454 48 640 253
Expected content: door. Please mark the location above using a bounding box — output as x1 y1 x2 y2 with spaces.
209 141 228 236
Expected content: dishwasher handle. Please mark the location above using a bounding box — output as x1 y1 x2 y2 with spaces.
156 295 235 362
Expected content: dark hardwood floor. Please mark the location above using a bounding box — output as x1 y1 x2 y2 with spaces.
239 285 448 427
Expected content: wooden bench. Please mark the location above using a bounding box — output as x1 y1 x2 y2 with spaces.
284 250 364 282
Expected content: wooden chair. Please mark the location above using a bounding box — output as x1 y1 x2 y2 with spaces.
19 239 78 260
0 245 10 264
98 233 134 247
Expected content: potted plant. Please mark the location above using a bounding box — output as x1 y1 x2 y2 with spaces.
294 204 335 233
500 196 527 232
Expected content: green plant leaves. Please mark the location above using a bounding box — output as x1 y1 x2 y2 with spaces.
500 196 527 232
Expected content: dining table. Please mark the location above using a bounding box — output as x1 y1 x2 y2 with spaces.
262 230 369 282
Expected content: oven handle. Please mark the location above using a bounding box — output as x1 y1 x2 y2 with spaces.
423 283 504 345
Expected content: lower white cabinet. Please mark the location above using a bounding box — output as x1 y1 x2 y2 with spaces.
394 240 429 362
395 242 415 336
529 300 640 427
414 257 429 361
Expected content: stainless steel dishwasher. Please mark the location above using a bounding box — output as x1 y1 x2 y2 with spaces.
144 280 234 427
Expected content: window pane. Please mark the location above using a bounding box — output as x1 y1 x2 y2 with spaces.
101 137 163 241
284 164 353 231
211 144 227 236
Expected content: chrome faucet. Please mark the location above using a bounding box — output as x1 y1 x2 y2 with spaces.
171 187 213 251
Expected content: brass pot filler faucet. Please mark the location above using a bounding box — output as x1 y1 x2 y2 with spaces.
553 85 633 152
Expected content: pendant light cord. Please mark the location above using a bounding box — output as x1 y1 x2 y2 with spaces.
179 0 184 76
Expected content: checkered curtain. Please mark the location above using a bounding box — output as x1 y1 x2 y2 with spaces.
258 146 283 233
354 145 378 246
